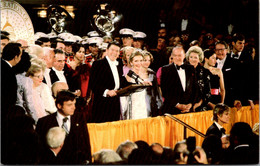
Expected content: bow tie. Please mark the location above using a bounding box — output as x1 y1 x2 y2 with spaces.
233 54 239 58
220 128 226 134
111 60 119 66
176 64 185 70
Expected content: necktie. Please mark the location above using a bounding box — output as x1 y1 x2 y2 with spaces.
62 117 69 134
220 128 226 134
176 64 185 70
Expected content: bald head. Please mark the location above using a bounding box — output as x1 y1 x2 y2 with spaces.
52 81 69 97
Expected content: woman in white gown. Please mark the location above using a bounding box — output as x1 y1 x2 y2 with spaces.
123 50 162 120
25 58 57 123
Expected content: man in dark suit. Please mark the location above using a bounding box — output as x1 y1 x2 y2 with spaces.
89 41 129 123
230 33 254 107
205 103 230 138
1 42 23 164
160 46 197 115
46 49 80 94
1 42 22 118
215 41 237 107
36 90 91 164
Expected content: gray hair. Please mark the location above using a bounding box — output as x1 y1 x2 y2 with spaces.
93 149 122 164
185 46 204 62
46 127 66 149
116 140 138 160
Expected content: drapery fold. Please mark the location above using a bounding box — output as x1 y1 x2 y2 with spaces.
87 105 259 154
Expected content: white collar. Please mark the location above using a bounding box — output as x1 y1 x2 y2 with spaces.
4 60 13 68
106 56 118 66
234 144 249 150
214 121 223 130
56 111 71 122
52 67 64 73
217 55 227 63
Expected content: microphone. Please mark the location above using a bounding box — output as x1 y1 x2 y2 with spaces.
127 70 144 84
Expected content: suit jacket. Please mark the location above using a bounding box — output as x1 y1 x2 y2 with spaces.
160 63 197 114
36 112 91 164
89 57 129 123
1 59 18 119
217 54 237 106
205 123 223 138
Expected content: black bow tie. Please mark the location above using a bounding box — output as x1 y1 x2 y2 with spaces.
176 64 185 70
220 128 226 134
233 54 239 58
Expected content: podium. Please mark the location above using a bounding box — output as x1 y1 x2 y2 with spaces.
116 84 151 96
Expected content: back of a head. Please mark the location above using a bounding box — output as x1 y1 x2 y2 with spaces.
93 149 122 164
128 148 154 164
135 140 150 150
13 51 31 74
116 140 138 160
2 42 22 61
51 81 69 98
230 122 254 145
202 134 223 163
46 127 66 149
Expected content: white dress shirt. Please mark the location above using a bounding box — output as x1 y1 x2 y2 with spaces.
52 67 67 83
56 111 71 132
103 56 120 97
214 121 226 137
175 64 186 91
216 56 227 70
231 52 241 59
181 19 188 31
44 68 52 89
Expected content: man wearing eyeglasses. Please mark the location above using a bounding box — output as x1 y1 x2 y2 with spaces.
215 41 237 107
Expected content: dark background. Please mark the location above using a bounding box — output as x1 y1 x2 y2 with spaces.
16 0 259 47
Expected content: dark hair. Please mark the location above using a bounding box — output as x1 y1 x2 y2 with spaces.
230 122 254 145
37 37 50 43
13 51 31 74
54 48 64 55
1 34 9 40
72 43 84 55
204 49 215 59
1 30 10 36
55 90 76 107
213 103 229 121
107 41 120 49
232 33 245 43
215 41 228 49
2 42 22 61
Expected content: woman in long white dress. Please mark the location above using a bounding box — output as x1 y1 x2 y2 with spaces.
123 50 162 120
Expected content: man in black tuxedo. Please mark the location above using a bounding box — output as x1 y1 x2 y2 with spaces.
1 42 23 164
205 103 230 138
230 33 254 107
160 46 197 115
46 49 80 94
36 90 92 164
1 43 22 118
215 41 237 107
89 41 129 123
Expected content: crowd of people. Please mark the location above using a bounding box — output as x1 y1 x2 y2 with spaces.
1 7 259 164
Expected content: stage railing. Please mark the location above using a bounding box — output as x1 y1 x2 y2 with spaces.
165 113 206 139
87 105 259 155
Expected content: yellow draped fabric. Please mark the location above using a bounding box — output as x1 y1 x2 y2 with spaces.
87 105 259 155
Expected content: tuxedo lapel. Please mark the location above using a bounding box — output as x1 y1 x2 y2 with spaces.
172 64 184 93
49 68 59 84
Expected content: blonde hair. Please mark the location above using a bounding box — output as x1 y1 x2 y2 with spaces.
26 57 46 76
186 46 204 62
142 50 153 63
